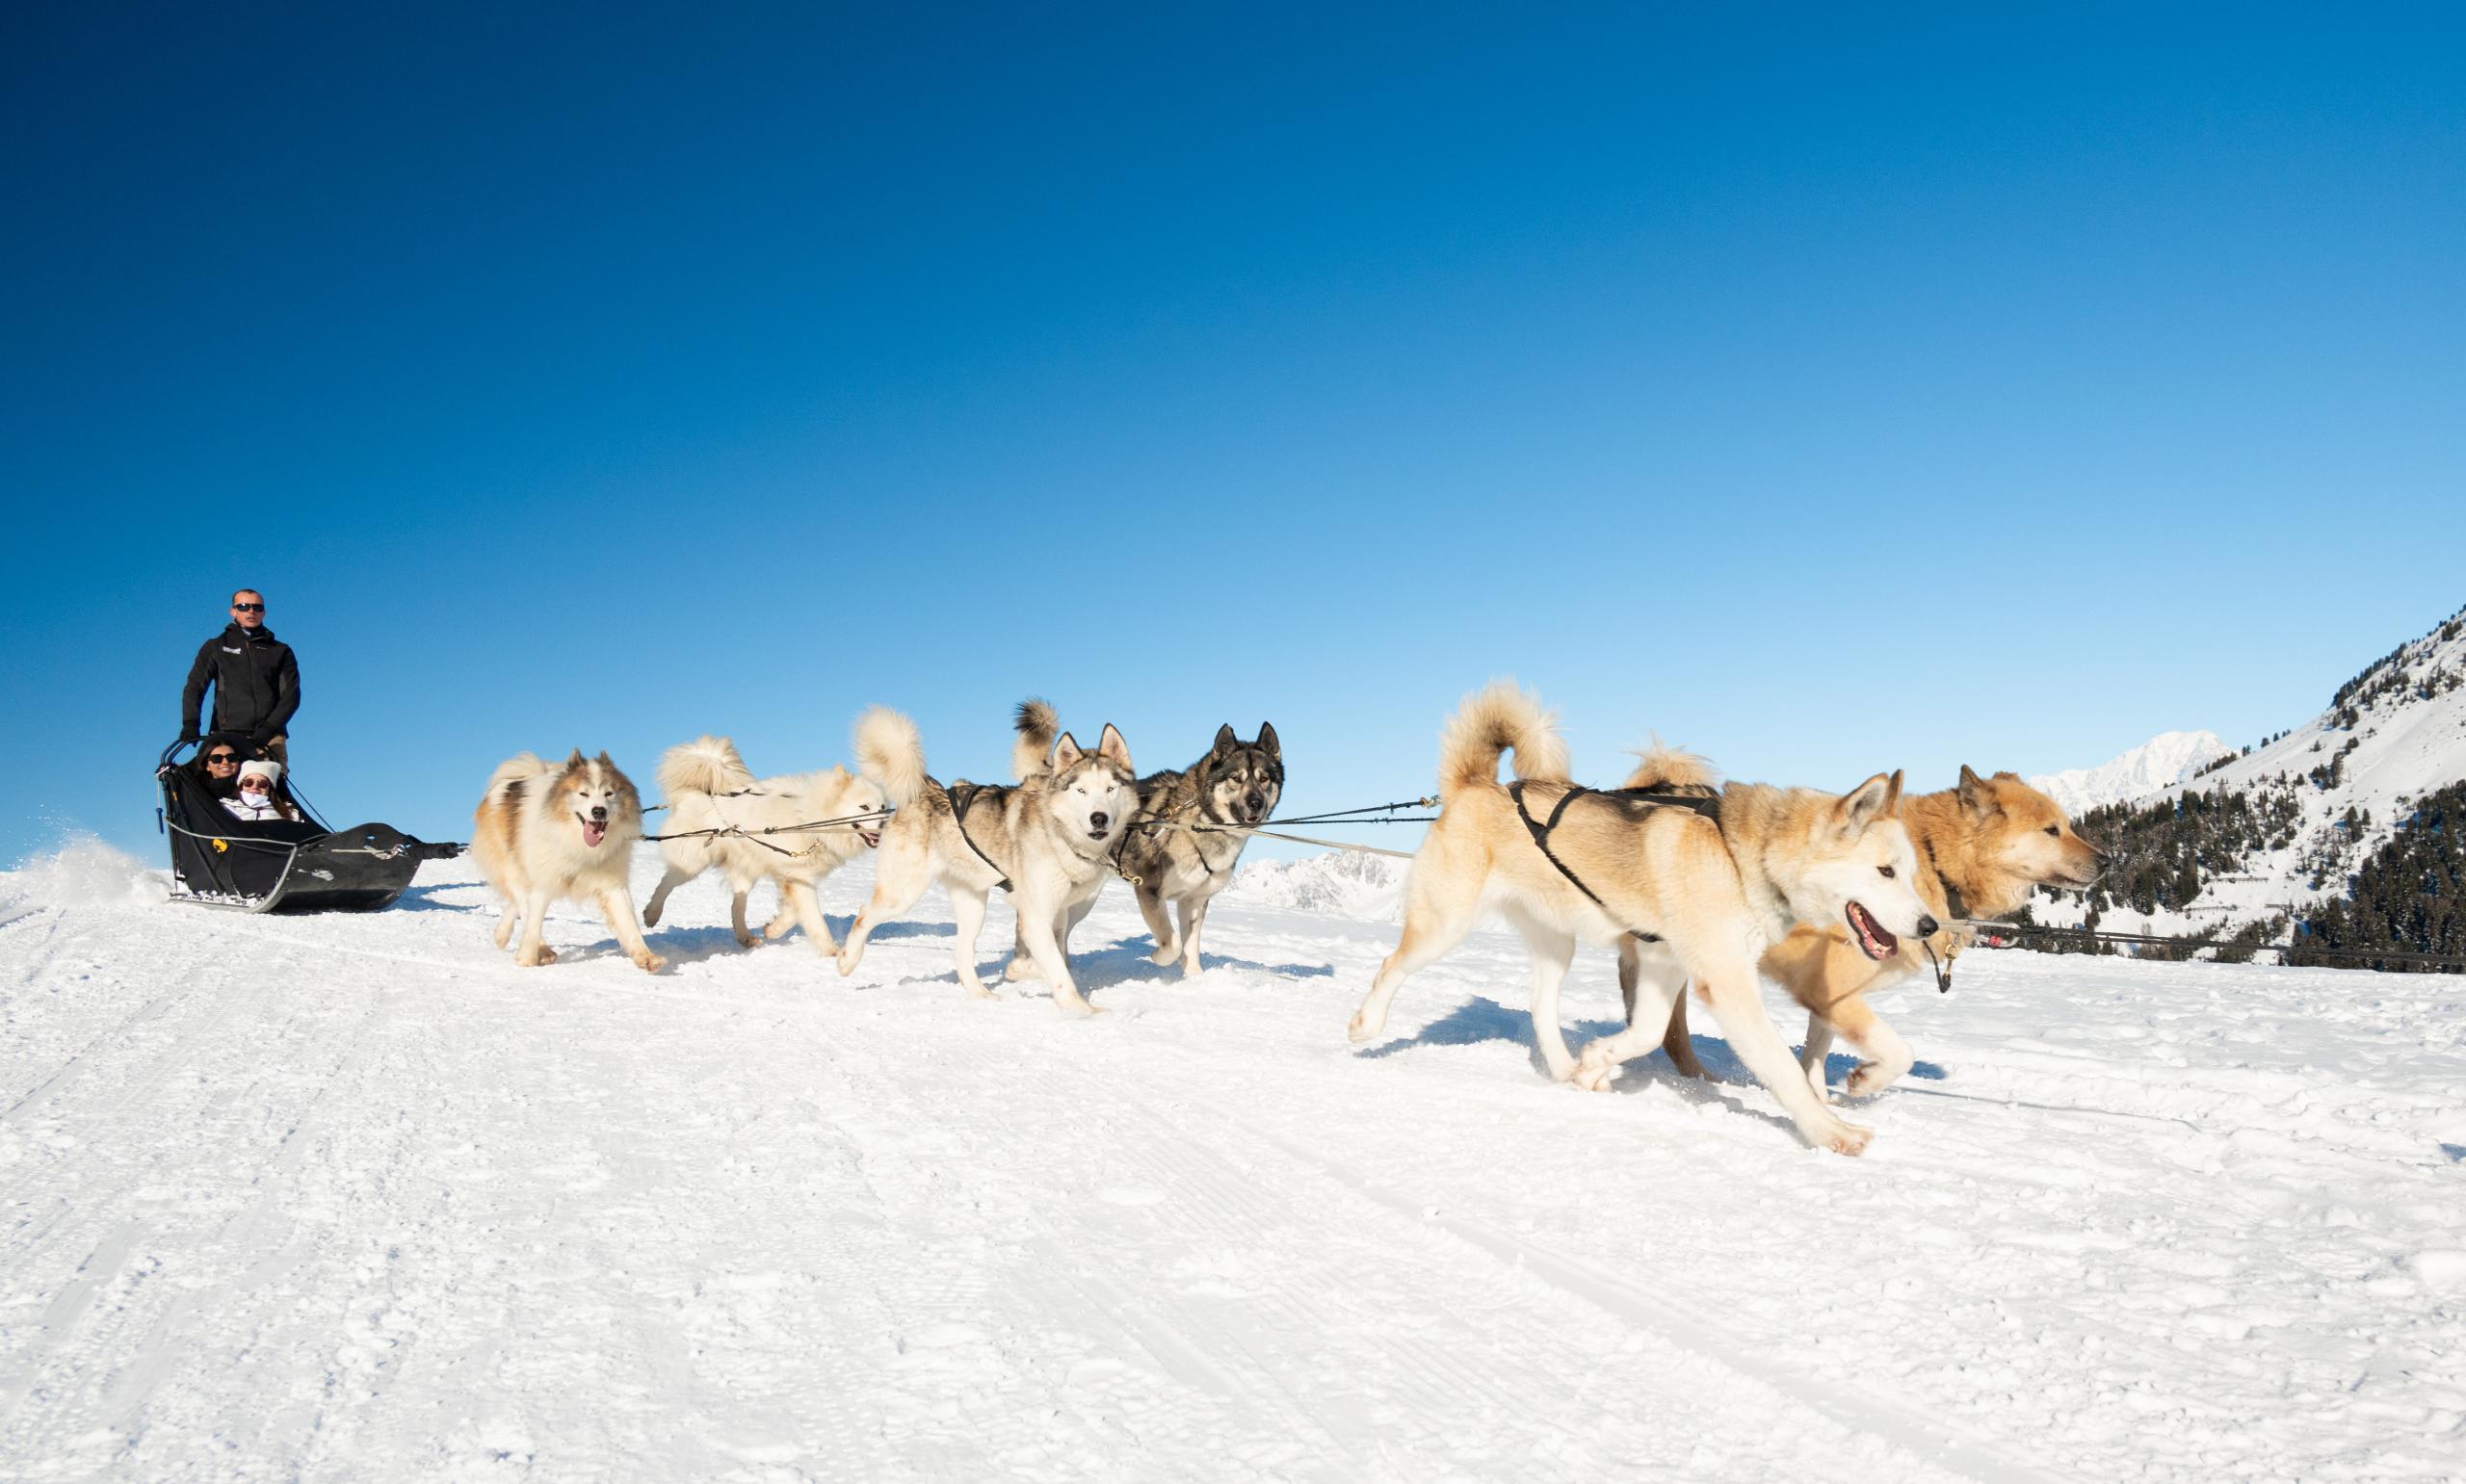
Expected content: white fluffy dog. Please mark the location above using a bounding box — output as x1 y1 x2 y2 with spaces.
642 709 924 953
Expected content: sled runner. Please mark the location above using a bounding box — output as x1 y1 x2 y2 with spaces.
155 739 460 913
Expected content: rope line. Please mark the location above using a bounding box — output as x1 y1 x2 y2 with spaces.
1957 919 2466 971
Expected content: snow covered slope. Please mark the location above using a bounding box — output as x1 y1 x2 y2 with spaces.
2036 605 2466 936
1221 848 1407 921
2028 730 2232 817
4 841 2463 1481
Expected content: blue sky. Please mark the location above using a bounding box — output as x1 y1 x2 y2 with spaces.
4 4 2461 863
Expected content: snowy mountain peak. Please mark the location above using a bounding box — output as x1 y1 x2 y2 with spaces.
2028 730 2232 818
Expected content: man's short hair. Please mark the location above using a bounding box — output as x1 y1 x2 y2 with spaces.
231 587 262 606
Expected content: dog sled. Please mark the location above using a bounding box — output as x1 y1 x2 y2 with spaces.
155 739 460 913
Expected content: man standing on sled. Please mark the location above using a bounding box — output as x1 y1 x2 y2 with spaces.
179 586 302 764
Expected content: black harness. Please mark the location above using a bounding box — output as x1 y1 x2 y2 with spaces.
1506 781 1723 945
945 781 1013 893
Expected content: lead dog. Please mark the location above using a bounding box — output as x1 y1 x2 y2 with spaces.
471 749 665 973
1345 684 1939 1155
641 708 926 954
1003 701 1283 978
1626 761 2104 1099
835 710 1141 1015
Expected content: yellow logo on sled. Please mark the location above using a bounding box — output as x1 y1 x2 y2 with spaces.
212 838 227 853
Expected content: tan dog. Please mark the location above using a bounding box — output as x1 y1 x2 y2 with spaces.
1626 765 2104 1099
471 750 665 973
1346 684 1941 1156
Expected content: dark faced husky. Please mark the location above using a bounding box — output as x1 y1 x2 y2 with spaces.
470 749 664 973
1004 701 1283 977
835 711 1141 1015
1345 684 1939 1156
640 708 925 954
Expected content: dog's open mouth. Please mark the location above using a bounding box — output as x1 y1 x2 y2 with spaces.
856 826 881 847
1845 900 1899 960
578 815 607 848
1087 826 1110 842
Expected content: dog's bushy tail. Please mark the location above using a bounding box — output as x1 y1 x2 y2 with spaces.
658 736 756 801
1437 682 1569 799
1010 697 1060 780
1618 735 1721 792
853 707 927 806
482 751 551 803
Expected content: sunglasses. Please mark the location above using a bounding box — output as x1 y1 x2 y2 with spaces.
240 776 276 787
232 603 266 612
205 753 240 765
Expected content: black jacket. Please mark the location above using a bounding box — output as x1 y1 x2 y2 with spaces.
181 623 301 743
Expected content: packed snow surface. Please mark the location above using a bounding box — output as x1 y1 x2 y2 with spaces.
5 843 2463 1482
2027 730 2232 818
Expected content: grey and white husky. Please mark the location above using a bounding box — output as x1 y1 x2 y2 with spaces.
835 708 1141 1015
1006 701 1282 977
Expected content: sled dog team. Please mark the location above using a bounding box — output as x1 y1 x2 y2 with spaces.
471 685 2104 1155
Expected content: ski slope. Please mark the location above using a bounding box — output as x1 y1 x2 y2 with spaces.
3 841 2462 1483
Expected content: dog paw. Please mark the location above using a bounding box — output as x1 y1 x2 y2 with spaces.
732 929 757 949
1570 1061 1619 1093
634 951 667 974
1818 1120 1875 1157
965 983 1002 1001
1147 942 1180 967
810 938 839 957
834 948 861 976
1345 1011 1381 1045
1844 1062 1903 1098
1004 957 1039 982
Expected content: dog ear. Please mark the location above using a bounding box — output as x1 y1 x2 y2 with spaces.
1956 764 1999 817
1053 732 1083 767
1838 772 1896 836
564 748 588 770
1098 723 1132 771
1884 769 1904 814
1256 721 1280 758
1211 723 1238 757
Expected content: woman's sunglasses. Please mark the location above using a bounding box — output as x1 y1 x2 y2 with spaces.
205 753 240 766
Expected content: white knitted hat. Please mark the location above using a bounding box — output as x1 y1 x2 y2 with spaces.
238 759 283 786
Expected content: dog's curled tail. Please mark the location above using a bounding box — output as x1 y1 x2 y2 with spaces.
1618 734 1721 792
1010 697 1060 780
658 736 756 801
854 707 928 806
482 751 551 803
1437 682 1570 799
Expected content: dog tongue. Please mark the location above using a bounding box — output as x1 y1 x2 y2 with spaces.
583 821 607 847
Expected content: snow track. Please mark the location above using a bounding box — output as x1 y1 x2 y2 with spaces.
2 845 2460 1481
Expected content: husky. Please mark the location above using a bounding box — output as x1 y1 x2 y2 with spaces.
1630 762 2104 1100
470 749 665 973
1344 684 1940 1155
834 708 1141 1015
640 709 925 954
1002 701 1283 977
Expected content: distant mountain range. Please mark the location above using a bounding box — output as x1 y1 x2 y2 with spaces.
2027 602 2466 969
2027 731 2232 817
